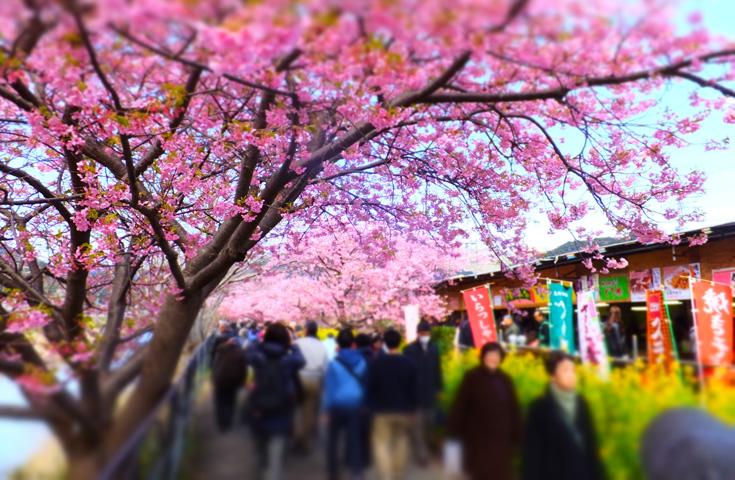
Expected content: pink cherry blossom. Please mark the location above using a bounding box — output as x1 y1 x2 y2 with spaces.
0 0 732 470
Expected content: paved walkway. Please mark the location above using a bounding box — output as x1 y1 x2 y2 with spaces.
185 384 445 480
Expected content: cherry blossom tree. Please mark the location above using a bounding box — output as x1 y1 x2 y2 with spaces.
0 0 733 475
219 223 455 326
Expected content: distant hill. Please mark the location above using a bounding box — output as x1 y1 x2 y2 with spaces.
543 236 630 258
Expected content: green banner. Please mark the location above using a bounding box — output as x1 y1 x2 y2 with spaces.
598 275 630 302
549 282 576 353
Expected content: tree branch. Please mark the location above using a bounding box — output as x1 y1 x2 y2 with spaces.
134 67 204 177
0 163 74 224
0 405 42 420
110 25 296 98
98 254 132 372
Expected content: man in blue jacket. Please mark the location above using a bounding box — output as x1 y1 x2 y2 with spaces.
323 328 368 480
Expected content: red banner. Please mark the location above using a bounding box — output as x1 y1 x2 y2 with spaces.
646 290 675 366
691 280 734 367
462 286 497 347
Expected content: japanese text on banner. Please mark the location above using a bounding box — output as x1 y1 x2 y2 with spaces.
692 280 734 367
549 282 575 353
462 286 497 347
645 290 676 366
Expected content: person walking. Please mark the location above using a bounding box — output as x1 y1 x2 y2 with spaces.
403 320 443 466
323 328 368 480
293 320 329 453
522 351 603 480
367 328 418 480
355 332 376 362
211 336 247 432
447 342 521 480
245 323 306 480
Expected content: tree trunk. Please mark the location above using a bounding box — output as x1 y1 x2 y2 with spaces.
99 292 205 469
65 450 104 480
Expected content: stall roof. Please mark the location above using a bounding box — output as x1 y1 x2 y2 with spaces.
436 221 735 290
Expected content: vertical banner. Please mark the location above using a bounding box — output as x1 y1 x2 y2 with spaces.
691 280 734 367
577 290 609 376
712 268 735 291
645 290 676 366
549 282 576 353
462 285 497 347
403 304 420 344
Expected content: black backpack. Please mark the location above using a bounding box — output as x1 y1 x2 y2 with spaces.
212 340 246 388
250 355 291 414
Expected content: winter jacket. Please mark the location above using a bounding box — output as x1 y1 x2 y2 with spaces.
367 353 418 414
458 320 474 348
522 387 603 480
448 366 521 480
244 342 305 434
295 336 329 380
323 349 368 411
403 340 443 408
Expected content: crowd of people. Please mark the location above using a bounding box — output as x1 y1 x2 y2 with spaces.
209 317 604 480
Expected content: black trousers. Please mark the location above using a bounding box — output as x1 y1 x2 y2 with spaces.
213 385 239 432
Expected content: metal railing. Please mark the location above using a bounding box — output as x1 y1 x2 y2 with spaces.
100 336 213 480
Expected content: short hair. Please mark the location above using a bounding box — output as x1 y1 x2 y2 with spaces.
263 322 291 349
545 351 574 375
383 328 402 349
336 328 354 349
355 333 372 348
480 342 505 361
305 320 318 337
417 320 431 333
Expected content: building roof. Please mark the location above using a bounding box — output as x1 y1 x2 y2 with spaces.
436 221 735 290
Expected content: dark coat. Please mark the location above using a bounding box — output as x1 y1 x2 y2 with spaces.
458 319 474 348
604 322 627 357
522 388 604 480
244 342 305 434
448 366 522 480
403 340 443 408
212 337 247 389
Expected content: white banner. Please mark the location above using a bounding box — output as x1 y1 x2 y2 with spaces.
403 304 420 344
577 290 610 377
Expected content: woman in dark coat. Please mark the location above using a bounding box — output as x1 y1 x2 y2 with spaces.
522 351 604 480
448 342 522 480
245 323 305 480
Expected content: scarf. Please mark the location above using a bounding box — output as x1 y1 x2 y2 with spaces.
549 383 584 447
549 383 577 421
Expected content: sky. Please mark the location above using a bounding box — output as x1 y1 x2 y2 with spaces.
498 0 735 253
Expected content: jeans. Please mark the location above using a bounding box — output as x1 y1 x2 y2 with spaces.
252 430 287 480
372 413 414 480
327 408 365 480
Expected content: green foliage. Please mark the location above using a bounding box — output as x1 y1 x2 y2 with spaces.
430 325 456 357
440 348 735 480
